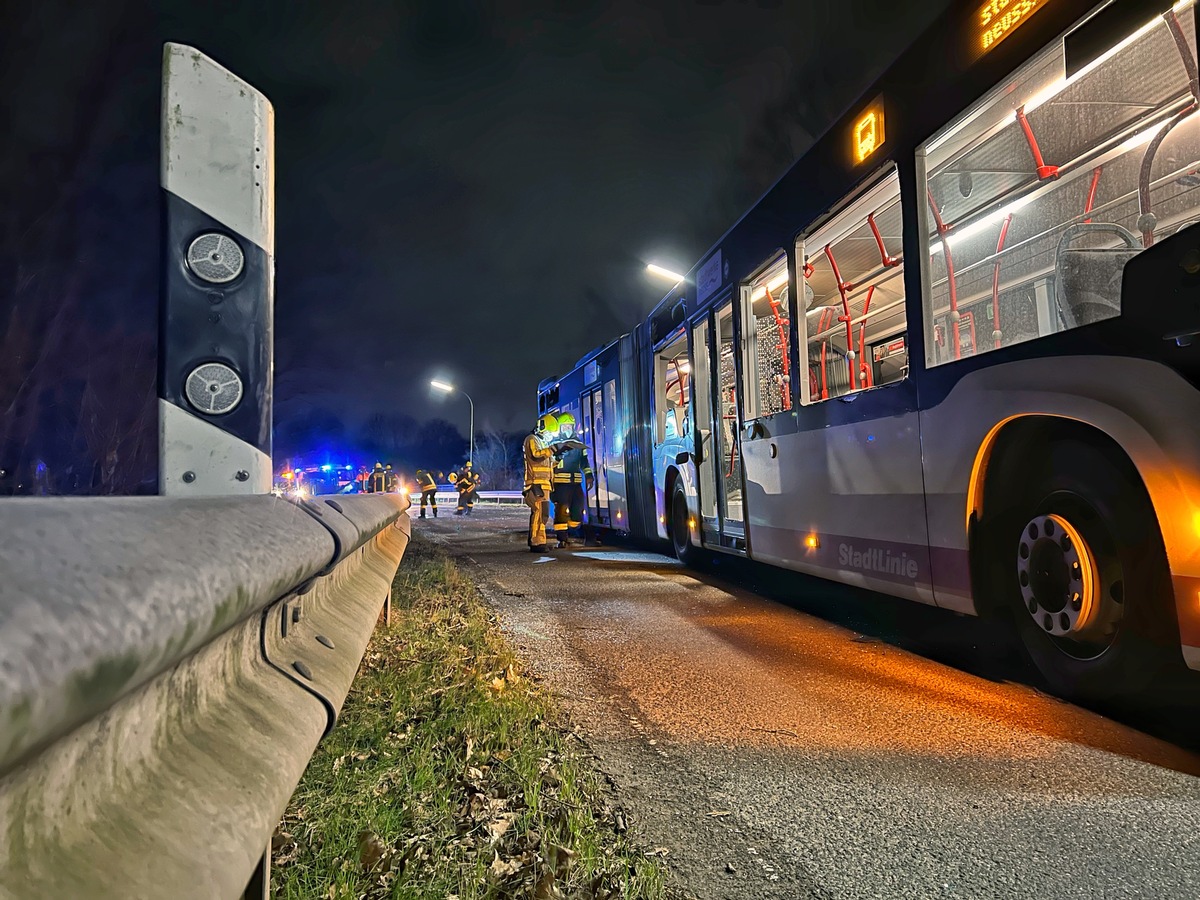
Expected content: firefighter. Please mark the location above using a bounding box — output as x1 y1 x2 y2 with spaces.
384 464 397 492
523 414 557 552
415 468 438 518
453 460 481 515
366 461 387 493
551 412 592 547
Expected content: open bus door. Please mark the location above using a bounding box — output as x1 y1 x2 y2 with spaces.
692 295 745 550
581 386 609 525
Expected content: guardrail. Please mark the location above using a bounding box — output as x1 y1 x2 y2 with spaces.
410 489 525 506
0 493 411 899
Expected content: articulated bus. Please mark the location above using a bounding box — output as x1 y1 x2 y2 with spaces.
538 0 1200 702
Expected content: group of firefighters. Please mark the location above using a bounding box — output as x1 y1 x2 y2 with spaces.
401 411 593 553
522 411 593 553
410 461 480 518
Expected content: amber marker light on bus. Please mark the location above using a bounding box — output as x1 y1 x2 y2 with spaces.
851 96 885 165
971 0 1052 59
805 534 820 550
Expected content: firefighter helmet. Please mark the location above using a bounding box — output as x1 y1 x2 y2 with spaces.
557 412 576 436
537 413 559 434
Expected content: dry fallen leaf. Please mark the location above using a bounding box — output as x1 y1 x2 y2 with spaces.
358 829 388 872
485 812 517 844
535 868 562 900
489 850 522 878
489 676 506 693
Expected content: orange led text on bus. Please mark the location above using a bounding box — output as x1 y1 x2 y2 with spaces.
975 0 1050 55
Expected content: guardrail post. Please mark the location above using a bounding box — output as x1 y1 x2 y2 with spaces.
159 43 275 497
241 846 269 900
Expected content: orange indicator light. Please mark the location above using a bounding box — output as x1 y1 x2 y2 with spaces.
805 534 820 549
852 97 885 164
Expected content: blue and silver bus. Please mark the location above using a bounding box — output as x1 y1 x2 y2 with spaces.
539 0 1200 702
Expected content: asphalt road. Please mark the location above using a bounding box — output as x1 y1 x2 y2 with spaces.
416 505 1200 899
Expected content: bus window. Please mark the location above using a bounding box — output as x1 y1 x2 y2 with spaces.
920 4 1200 366
799 167 906 403
653 334 689 445
740 255 792 420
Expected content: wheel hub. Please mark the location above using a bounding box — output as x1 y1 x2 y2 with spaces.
1016 514 1098 638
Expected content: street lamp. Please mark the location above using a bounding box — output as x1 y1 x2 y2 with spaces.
430 380 474 465
646 263 686 283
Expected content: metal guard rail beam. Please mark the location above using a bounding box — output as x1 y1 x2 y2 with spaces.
0 493 412 898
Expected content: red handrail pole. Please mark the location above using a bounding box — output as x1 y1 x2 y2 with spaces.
926 191 961 360
858 285 875 387
867 213 901 267
1083 166 1102 223
991 213 1012 349
820 341 828 399
822 244 857 389
1015 106 1059 180
765 286 791 409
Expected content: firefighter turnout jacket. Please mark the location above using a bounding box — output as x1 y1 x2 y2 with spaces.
523 432 554 488
553 441 592 486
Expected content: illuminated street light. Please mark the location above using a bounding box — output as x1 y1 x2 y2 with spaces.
646 263 686 283
430 379 474 465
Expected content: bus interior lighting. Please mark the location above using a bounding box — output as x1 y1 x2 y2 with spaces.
750 269 790 300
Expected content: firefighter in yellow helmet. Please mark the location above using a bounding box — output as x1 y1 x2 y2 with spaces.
453 460 481 515
366 461 387 493
551 412 592 547
522 413 557 552
415 468 438 518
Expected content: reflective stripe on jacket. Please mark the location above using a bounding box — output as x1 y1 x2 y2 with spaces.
553 444 592 484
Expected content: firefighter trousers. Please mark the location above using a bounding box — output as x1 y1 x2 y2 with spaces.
552 482 586 540
523 485 551 548
419 488 437 516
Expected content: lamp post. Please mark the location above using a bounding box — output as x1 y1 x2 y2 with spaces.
430 380 474 465
646 263 686 284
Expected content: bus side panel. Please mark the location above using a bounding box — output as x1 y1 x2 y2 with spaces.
919 356 1200 663
743 407 935 605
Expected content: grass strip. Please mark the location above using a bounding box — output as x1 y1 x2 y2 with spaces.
272 533 679 899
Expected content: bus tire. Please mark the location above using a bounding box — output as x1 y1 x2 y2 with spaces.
990 438 1177 704
670 483 698 566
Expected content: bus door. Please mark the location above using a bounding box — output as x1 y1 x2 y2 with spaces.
775 168 932 604
581 385 609 524
737 255 791 562
690 317 719 537
696 295 746 550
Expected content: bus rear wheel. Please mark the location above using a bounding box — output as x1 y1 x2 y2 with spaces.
671 484 697 566
992 439 1177 704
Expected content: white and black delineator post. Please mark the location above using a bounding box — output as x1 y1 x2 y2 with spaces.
159 43 274 496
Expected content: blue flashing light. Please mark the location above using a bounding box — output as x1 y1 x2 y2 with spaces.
321 464 332 472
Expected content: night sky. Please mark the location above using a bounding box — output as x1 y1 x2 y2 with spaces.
3 0 949 473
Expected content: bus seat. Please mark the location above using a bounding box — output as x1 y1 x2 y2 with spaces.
1054 222 1139 329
